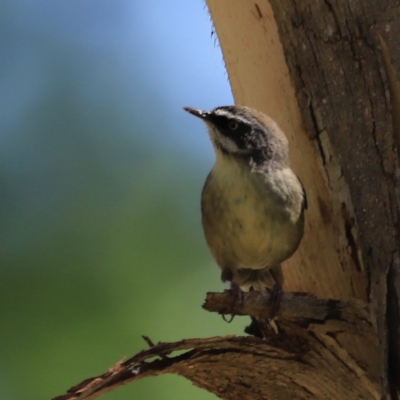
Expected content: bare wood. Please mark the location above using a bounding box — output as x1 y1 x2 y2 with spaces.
203 290 372 335
206 0 367 303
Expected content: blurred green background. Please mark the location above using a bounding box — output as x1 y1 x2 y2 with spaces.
0 1 250 399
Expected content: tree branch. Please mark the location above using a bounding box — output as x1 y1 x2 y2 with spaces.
53 291 380 400
203 290 372 335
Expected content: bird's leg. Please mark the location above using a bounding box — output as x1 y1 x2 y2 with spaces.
222 282 243 323
268 266 284 319
229 281 243 304
221 269 244 322
247 281 281 336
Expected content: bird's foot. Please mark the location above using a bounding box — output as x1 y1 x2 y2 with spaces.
229 281 243 304
222 281 243 323
269 282 283 319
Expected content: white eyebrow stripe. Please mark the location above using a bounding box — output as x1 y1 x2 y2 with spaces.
213 109 251 125
212 109 235 118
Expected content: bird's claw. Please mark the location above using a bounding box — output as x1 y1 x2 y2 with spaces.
221 282 243 323
269 282 283 319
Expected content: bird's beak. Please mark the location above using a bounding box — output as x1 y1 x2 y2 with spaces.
183 107 210 120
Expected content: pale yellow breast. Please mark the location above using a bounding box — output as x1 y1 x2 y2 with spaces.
201 155 304 271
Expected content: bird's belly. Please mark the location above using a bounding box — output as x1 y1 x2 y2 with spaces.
228 206 277 268
202 191 302 270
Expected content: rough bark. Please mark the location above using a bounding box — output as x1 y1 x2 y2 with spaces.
267 0 400 393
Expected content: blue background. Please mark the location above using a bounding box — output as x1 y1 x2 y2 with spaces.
0 1 251 399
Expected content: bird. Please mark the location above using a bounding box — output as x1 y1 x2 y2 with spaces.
183 105 306 297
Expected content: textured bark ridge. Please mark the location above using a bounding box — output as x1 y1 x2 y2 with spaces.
53 291 380 400
267 0 400 392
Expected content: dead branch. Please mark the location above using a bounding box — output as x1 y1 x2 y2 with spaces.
53 290 379 400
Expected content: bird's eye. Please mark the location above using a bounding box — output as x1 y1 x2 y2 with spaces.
229 121 239 130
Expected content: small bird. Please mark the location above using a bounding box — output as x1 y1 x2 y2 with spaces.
183 105 306 295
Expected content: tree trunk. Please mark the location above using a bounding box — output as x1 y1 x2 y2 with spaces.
206 0 400 397
53 1 400 399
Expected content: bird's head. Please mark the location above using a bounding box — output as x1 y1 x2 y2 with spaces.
183 105 289 166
